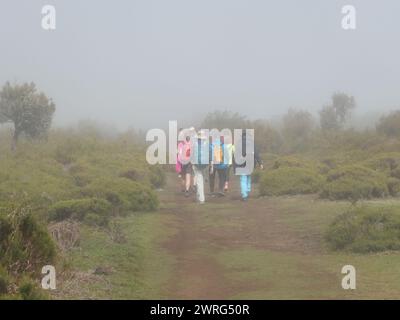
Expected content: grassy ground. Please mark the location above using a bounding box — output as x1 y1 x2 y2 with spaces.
54 211 178 299
56 173 400 299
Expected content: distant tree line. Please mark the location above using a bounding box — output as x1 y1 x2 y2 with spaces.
201 92 400 154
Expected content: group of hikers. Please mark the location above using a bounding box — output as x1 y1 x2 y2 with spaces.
175 127 264 204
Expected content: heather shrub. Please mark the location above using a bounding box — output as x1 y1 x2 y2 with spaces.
326 206 400 253
320 165 389 201
259 167 324 196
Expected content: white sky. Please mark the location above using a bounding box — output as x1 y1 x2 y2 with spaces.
1 0 399 129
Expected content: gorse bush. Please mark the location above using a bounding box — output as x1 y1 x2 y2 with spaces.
82 177 158 214
387 178 400 196
272 155 326 173
0 199 56 299
320 165 389 201
257 154 400 201
258 155 325 196
0 154 76 207
326 206 400 253
259 167 324 196
1 215 57 276
18 277 48 300
17 214 57 272
362 152 400 177
148 165 167 189
0 216 12 251
48 198 112 226
0 266 9 295
251 168 263 184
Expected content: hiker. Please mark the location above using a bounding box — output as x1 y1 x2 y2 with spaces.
222 134 235 192
209 135 229 196
234 130 263 201
191 130 210 204
177 129 193 197
188 127 197 194
176 128 184 188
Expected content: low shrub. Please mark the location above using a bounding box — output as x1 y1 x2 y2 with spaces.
251 169 263 184
387 178 400 196
18 277 48 300
119 169 142 181
325 206 400 253
272 155 326 172
48 220 80 251
0 197 57 300
0 209 56 275
48 198 112 226
259 167 324 196
362 152 400 176
148 165 166 189
320 165 389 201
0 266 9 295
82 177 158 214
18 215 57 271
0 216 12 252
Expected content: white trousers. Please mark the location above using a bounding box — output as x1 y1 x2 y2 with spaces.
193 165 208 203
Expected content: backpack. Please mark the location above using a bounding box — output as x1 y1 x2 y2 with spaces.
178 141 191 163
185 145 191 158
213 143 223 164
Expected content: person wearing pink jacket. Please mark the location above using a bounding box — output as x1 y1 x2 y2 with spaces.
177 135 193 197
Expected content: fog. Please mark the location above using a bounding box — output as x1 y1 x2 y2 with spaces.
1 0 399 130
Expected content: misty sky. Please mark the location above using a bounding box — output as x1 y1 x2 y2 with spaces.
1 0 399 129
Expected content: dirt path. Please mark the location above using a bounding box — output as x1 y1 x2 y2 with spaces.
159 173 319 299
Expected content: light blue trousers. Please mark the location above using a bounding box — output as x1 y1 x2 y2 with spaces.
240 175 252 199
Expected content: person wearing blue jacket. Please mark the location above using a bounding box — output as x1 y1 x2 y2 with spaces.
209 136 229 196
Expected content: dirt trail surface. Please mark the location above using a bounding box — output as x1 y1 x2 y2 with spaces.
160 173 319 299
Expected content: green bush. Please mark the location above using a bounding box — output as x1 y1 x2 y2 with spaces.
49 198 112 226
148 165 166 188
84 212 108 226
387 178 400 196
119 169 142 181
0 216 12 252
251 168 263 184
68 163 93 187
18 277 48 300
82 177 158 214
377 111 400 138
272 155 326 172
362 152 400 176
0 266 9 295
326 206 400 253
19 215 57 267
320 165 389 201
259 167 324 196
0 209 56 275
